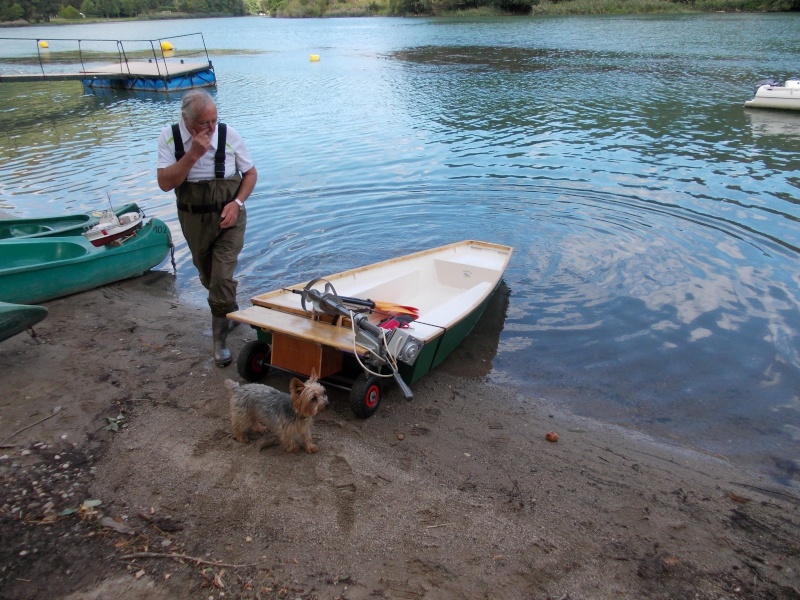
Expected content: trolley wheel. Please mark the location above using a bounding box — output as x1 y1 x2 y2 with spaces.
236 340 271 382
349 373 384 419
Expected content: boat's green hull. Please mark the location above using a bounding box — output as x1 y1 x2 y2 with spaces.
0 203 140 240
0 218 172 305
0 301 48 343
398 284 498 384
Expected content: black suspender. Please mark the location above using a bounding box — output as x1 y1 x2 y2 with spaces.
214 123 227 179
172 122 227 179
172 123 184 161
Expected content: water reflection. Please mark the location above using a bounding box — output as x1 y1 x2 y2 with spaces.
746 109 800 139
439 281 511 378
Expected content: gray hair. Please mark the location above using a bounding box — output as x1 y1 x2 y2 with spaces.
181 89 216 122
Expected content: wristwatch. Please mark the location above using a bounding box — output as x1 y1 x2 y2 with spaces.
234 199 245 210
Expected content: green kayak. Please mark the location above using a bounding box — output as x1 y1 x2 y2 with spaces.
0 301 48 343
0 203 140 240
0 218 173 305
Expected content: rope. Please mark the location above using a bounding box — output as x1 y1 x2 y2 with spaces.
349 309 398 379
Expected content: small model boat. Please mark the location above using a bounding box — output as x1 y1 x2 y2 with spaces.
0 301 48 343
0 203 141 240
82 209 144 247
229 240 513 418
744 78 800 111
0 218 172 305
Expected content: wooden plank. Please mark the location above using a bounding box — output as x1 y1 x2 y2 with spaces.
229 306 361 354
271 333 343 378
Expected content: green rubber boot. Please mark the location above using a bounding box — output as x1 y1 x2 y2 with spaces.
212 316 232 367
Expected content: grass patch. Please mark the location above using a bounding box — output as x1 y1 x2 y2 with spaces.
530 0 698 14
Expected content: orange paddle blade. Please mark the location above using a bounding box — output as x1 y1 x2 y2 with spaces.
370 301 419 319
339 296 419 319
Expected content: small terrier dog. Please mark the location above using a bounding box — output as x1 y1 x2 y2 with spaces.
225 370 329 454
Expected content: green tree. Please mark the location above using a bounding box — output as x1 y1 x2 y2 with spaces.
178 0 208 12
388 0 429 14
95 0 120 16
118 0 141 16
0 1 26 18
79 0 99 14
495 0 533 12
58 3 82 16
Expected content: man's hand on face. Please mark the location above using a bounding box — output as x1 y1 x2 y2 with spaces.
187 124 212 160
185 105 218 161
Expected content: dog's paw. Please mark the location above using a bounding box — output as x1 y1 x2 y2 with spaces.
305 443 320 454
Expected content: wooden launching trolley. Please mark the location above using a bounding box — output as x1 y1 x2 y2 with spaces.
229 281 422 419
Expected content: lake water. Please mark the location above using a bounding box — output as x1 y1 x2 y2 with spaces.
1 14 798 487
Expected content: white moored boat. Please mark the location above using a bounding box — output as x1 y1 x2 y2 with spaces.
744 78 800 111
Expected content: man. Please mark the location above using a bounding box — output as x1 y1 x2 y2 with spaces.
157 89 258 367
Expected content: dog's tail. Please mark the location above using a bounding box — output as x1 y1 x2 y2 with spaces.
224 379 240 393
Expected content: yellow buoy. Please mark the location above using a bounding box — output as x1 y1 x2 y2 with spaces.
310 54 320 62
160 40 174 51
38 40 49 49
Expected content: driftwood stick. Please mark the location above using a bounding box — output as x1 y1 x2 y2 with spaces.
120 552 266 569
0 406 62 446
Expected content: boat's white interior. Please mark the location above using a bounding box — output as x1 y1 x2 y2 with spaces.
238 241 513 346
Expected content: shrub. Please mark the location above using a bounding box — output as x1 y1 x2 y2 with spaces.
58 4 83 16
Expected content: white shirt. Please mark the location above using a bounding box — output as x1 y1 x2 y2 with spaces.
157 118 254 182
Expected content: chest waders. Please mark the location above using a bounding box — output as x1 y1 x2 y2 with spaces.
172 123 246 367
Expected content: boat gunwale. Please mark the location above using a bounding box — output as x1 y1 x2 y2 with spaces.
251 239 513 312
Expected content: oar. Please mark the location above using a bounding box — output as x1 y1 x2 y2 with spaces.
338 296 418 319
290 284 419 319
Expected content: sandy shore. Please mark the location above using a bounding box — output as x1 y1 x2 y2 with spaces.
1 272 799 599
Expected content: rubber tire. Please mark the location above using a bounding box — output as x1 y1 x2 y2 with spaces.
349 373 384 419
236 340 271 382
